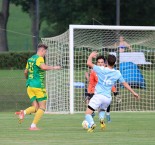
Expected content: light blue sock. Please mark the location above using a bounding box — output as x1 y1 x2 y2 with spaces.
99 111 105 120
85 114 94 128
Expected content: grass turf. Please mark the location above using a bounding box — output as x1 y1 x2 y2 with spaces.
0 112 154 145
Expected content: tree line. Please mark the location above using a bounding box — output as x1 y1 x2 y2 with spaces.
0 0 155 51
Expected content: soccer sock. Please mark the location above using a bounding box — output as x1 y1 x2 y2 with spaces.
99 111 105 120
32 108 45 125
85 114 94 128
25 106 37 115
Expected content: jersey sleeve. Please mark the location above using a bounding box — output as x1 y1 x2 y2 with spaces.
36 57 44 67
25 62 28 69
88 71 98 93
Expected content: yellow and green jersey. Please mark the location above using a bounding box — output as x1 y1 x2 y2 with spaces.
26 54 45 88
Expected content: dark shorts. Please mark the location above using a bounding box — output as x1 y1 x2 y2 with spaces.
84 89 94 101
87 93 94 100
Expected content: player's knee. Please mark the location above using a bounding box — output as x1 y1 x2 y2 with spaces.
85 105 95 115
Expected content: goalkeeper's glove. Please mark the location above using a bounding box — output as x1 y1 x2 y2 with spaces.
113 92 118 96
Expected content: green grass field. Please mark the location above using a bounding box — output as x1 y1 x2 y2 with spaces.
0 112 155 145
0 70 29 111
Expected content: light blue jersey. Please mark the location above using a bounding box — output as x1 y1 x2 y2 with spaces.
93 65 125 98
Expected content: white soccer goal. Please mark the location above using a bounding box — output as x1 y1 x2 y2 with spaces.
41 25 155 114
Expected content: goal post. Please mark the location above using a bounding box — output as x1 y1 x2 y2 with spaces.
69 25 74 114
42 25 155 114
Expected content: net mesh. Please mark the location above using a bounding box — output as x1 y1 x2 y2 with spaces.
42 25 155 113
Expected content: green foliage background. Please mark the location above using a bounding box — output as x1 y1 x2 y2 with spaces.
6 0 155 51
0 52 35 69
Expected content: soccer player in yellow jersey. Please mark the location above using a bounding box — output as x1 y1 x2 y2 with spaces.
15 44 61 130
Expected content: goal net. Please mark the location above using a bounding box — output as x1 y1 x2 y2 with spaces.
41 25 155 114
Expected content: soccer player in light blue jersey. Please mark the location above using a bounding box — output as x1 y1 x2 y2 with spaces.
85 51 140 133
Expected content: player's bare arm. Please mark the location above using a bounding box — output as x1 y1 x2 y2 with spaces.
87 51 98 68
122 82 140 99
40 63 61 70
24 69 28 79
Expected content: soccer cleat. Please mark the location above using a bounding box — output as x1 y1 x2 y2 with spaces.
15 112 20 115
100 119 106 130
15 110 25 124
29 127 40 131
87 124 96 133
106 115 111 123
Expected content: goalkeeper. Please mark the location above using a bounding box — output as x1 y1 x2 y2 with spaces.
85 55 118 123
15 44 61 130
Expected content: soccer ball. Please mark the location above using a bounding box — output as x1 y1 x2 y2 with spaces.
82 120 89 129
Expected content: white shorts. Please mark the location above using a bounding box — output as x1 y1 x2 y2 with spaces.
88 94 112 111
